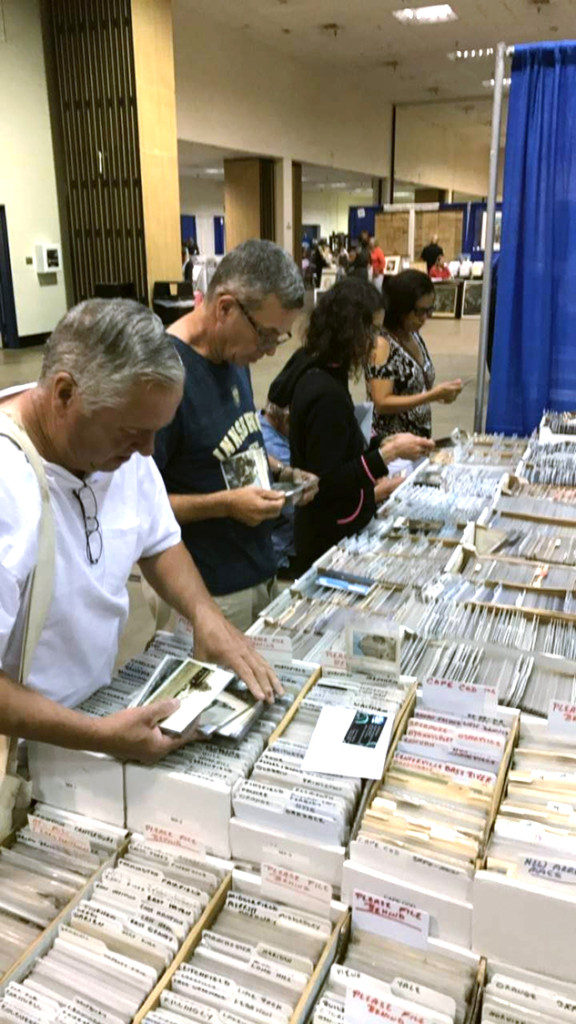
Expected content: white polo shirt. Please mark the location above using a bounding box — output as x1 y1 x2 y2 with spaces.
0 438 180 708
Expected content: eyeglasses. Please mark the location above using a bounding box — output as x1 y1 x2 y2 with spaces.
235 299 292 350
73 482 103 565
413 304 436 318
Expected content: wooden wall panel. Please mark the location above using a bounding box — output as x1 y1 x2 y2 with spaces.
131 0 181 300
415 210 464 262
43 0 147 303
224 159 262 250
374 211 410 256
292 161 302 264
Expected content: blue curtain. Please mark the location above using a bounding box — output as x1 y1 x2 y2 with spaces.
487 42 576 435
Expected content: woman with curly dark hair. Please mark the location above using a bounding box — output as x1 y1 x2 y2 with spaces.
268 278 434 572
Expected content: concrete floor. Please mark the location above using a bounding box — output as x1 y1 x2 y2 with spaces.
1 315 482 437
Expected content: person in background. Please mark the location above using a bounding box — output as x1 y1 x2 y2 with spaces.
311 240 329 288
348 230 371 281
366 270 463 444
154 240 316 633
258 399 298 581
182 245 193 284
429 253 452 280
369 236 386 291
269 278 434 573
421 235 444 272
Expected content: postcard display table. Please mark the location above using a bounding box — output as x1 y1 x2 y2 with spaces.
3 423 576 1024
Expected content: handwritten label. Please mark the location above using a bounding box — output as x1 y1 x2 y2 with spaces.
28 815 91 853
262 841 311 870
144 823 206 858
344 986 426 1024
261 861 332 911
548 700 576 737
422 676 498 715
352 889 429 950
322 648 349 672
251 633 293 666
517 855 576 885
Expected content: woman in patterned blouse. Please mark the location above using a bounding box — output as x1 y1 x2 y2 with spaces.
365 270 462 440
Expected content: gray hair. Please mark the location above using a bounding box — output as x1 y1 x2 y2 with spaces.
207 240 304 311
39 298 184 411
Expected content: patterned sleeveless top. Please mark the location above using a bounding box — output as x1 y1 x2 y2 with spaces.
365 330 436 439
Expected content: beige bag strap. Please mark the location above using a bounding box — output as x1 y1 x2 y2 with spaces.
0 412 55 778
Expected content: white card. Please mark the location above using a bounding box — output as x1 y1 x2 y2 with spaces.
302 705 394 780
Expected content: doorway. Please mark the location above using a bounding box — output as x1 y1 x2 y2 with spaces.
0 207 18 348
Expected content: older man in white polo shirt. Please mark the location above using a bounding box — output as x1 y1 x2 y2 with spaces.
0 298 281 766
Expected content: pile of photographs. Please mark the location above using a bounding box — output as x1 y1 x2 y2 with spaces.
0 832 227 1022
79 631 262 743
0 805 127 978
141 883 336 1024
541 410 576 437
313 929 480 1024
522 440 576 487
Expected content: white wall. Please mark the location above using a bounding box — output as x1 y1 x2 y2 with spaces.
0 0 66 339
396 106 490 198
179 176 225 217
302 189 374 238
173 8 392 179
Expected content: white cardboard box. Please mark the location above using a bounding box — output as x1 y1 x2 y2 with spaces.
342 859 472 948
230 817 347 892
125 763 233 858
28 744 125 827
473 869 576 983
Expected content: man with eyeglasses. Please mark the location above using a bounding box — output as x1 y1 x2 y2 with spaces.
0 299 282 768
154 240 316 631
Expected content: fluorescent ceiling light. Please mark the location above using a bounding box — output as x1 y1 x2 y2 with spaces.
448 46 494 60
204 168 223 174
393 5 457 25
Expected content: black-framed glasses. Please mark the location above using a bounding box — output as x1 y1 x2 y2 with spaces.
235 298 292 349
73 483 103 565
413 304 436 318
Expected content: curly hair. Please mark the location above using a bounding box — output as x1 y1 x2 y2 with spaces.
305 278 384 374
384 270 435 331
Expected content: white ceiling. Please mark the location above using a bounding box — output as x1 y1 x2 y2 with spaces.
177 0 576 104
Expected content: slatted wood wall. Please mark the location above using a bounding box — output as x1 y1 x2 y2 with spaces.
43 0 147 303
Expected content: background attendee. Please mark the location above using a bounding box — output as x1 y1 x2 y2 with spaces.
348 230 371 280
154 240 314 632
366 270 463 442
0 299 280 769
429 253 452 280
369 236 386 291
269 278 434 573
421 234 444 272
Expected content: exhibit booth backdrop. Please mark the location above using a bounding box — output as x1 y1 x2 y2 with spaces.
487 41 576 435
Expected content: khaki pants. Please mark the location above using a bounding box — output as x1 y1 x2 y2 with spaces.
213 578 279 633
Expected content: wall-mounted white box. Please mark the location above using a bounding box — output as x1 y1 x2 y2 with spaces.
35 243 61 272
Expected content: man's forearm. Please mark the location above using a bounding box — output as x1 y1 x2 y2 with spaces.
169 491 232 525
139 541 216 625
0 672 103 750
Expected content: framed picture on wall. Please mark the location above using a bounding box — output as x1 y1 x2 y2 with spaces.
384 256 401 275
462 280 484 319
433 281 459 319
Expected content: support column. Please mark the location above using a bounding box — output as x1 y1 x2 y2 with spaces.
275 158 293 258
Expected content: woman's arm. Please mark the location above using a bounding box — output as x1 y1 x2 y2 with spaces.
367 335 461 413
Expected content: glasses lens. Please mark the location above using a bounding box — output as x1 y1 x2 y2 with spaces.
87 528 103 565
79 484 98 517
415 305 435 317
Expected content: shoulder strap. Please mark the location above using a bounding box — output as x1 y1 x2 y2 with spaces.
0 413 55 684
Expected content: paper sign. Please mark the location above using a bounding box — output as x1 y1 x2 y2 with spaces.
322 648 349 672
344 986 427 1024
548 700 576 737
28 814 91 853
303 705 393 779
261 862 332 912
352 889 429 950
422 677 498 715
145 822 206 858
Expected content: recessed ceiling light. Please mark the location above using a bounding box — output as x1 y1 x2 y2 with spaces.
448 46 494 59
482 77 512 88
204 168 223 174
393 5 458 25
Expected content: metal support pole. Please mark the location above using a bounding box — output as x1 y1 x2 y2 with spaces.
473 41 509 433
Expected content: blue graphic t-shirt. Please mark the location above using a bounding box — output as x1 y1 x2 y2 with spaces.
154 338 277 595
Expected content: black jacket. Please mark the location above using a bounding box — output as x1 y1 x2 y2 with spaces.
269 349 387 573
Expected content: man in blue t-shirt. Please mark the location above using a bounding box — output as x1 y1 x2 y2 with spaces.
154 240 312 631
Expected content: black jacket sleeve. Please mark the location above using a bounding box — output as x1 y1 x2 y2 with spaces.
298 392 387 501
